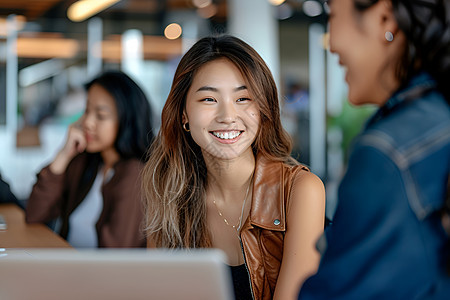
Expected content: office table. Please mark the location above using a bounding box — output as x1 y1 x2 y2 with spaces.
0 203 71 248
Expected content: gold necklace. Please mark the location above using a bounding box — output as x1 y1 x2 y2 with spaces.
211 172 253 233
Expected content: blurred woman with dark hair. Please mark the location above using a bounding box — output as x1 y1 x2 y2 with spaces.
26 70 154 248
299 0 450 298
142 35 326 300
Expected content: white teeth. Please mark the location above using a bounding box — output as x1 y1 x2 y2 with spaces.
212 131 241 140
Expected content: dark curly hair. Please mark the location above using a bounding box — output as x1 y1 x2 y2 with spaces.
353 0 450 100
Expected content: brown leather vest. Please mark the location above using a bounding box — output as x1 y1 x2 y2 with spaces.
239 155 309 300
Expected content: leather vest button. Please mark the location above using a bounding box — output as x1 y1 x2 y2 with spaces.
273 219 280 226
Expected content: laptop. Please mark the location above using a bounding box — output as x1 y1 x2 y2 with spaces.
0 248 234 300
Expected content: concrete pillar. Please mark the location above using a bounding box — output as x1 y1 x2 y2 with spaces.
87 17 103 79
227 0 280 87
6 14 18 135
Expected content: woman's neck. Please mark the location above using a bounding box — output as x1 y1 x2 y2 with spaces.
204 149 256 202
100 148 120 174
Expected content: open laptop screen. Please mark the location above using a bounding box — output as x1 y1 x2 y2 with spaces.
0 248 234 300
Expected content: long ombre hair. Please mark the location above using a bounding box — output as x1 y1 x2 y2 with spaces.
142 35 294 248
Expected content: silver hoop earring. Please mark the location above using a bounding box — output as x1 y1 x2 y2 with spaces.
183 122 190 132
385 31 394 42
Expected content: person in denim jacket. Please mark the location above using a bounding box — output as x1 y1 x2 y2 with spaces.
298 0 450 299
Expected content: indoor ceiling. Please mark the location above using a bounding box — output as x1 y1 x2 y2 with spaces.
0 0 63 20
0 0 227 23
0 0 229 46
0 0 325 64
0 0 228 63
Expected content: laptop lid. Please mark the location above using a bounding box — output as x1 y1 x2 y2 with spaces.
0 248 234 300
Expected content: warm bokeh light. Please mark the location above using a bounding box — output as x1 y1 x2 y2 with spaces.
269 0 286 6
17 37 79 58
67 0 121 22
197 4 218 19
192 0 212 9
164 23 182 40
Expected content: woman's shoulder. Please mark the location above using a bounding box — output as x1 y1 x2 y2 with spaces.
286 164 325 216
257 153 307 170
255 154 314 185
291 168 324 196
370 86 449 137
355 89 449 164
256 154 323 193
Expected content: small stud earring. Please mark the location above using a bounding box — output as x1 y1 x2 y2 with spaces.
385 31 394 42
183 122 190 132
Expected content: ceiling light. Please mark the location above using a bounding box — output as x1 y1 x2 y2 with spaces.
269 0 286 6
67 0 121 22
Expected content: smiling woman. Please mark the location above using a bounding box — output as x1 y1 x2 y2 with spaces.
184 58 260 161
142 35 326 300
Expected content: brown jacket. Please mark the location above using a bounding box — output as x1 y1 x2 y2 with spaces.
240 155 308 300
26 153 146 247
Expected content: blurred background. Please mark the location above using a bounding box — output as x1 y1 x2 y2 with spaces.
0 0 375 220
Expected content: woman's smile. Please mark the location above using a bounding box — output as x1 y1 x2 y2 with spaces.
210 130 243 143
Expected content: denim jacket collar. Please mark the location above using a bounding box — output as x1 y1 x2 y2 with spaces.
366 72 437 128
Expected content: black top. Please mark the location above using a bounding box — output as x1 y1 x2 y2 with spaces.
229 264 253 300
